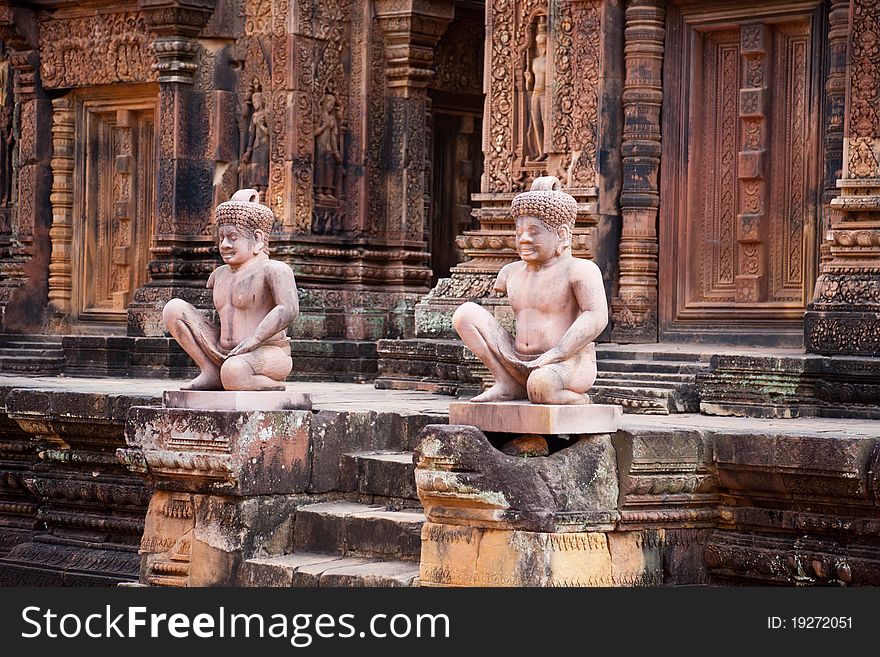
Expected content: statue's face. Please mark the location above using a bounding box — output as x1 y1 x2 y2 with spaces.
219 224 261 268
515 216 563 264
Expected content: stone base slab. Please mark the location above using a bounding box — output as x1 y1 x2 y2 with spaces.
418 522 662 587
449 400 622 434
163 389 312 411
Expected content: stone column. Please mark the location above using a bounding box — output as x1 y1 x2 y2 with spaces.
0 4 52 331
610 0 663 343
819 0 850 268
374 0 453 254
127 0 218 336
805 0 880 355
46 98 74 316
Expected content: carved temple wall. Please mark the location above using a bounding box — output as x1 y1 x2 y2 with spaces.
0 0 876 354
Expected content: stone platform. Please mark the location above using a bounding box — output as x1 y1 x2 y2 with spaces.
449 400 622 434
0 374 877 587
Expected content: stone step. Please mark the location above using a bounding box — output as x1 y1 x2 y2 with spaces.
340 451 417 500
595 370 695 386
597 359 709 375
596 348 709 363
240 553 419 587
293 502 424 562
0 347 65 358
0 355 65 375
591 384 699 414
0 333 64 346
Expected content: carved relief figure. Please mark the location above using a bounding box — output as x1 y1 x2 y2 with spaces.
239 81 270 194
163 190 299 391
0 54 13 208
453 176 606 405
524 18 548 162
314 92 342 203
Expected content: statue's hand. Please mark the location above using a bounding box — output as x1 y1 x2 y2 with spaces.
227 336 261 358
529 347 565 369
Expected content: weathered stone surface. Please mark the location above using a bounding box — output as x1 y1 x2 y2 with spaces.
293 502 424 561
63 336 197 380
339 451 417 500
0 387 156 585
419 523 615 587
415 424 619 532
123 407 312 495
309 410 440 494
140 492 305 587
614 427 718 528
698 353 880 420
449 401 622 435
163 390 312 412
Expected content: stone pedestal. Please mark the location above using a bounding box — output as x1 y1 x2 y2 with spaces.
414 420 653 586
449 401 622 435
120 398 313 586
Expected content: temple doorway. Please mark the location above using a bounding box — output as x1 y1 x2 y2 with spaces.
73 95 156 325
660 0 825 345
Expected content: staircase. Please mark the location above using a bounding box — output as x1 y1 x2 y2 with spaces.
241 450 424 587
591 346 712 414
0 334 65 376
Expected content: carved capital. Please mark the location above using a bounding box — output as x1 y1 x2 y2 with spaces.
152 36 200 84
374 0 454 92
139 0 217 38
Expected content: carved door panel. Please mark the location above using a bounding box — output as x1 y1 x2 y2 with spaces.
77 100 155 322
661 2 824 343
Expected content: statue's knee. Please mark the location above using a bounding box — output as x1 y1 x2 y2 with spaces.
452 302 478 330
162 298 188 325
220 357 254 390
527 368 563 403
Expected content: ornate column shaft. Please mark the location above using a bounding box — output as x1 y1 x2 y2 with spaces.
610 0 663 343
374 0 453 247
127 0 218 336
47 97 74 315
819 0 851 267
0 3 52 330
805 0 880 355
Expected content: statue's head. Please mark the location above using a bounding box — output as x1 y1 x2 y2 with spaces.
215 189 275 267
510 176 577 262
535 31 547 52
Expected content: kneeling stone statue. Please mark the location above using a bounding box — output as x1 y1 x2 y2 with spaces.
453 176 606 405
163 189 298 391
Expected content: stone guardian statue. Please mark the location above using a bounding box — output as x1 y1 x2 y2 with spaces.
163 189 298 391
452 176 606 404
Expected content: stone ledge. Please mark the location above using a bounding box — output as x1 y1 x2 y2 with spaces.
449 400 622 434
163 389 312 411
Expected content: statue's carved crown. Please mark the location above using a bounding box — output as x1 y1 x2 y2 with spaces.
215 189 275 243
510 176 577 232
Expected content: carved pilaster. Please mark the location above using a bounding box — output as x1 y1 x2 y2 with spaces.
413 0 607 341
610 0 663 343
0 3 51 331
47 96 74 315
374 0 453 244
819 0 850 267
805 0 880 355
127 1 218 336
